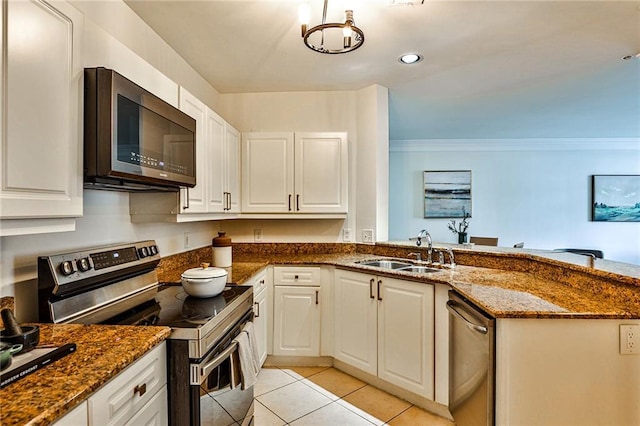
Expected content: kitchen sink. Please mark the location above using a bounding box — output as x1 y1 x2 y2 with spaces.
396 265 441 274
356 259 442 274
356 259 413 269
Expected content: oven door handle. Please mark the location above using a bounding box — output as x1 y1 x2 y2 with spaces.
193 341 238 385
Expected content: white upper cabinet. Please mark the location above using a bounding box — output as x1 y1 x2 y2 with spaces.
241 132 348 215
178 87 208 213
224 125 241 213
0 0 84 236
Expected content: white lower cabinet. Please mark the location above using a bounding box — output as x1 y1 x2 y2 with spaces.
272 266 321 357
334 269 435 399
125 387 168 426
251 268 271 366
55 343 167 426
54 401 88 426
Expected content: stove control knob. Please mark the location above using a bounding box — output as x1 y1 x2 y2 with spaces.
138 247 149 258
77 257 92 272
149 245 158 256
60 260 76 276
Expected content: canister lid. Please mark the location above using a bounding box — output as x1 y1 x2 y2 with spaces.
212 231 232 247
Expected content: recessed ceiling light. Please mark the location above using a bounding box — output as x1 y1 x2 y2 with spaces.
399 53 423 64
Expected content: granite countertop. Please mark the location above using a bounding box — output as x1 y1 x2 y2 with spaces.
0 323 171 426
219 246 639 320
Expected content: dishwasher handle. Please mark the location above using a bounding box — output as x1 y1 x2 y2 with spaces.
446 300 488 334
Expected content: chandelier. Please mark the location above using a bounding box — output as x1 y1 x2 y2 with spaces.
299 0 365 54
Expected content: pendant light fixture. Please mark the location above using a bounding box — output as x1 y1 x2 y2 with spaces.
299 0 364 54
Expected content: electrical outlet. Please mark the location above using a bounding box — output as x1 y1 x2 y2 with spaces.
254 229 263 242
362 229 374 244
343 228 352 242
184 232 190 248
620 324 639 355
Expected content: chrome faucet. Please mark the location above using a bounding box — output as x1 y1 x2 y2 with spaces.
416 230 433 263
445 248 456 268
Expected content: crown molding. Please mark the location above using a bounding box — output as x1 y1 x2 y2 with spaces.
389 138 640 152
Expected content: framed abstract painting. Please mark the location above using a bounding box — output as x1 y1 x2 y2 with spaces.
423 170 471 218
592 175 640 222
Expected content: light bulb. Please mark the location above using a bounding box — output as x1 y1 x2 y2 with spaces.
298 2 310 26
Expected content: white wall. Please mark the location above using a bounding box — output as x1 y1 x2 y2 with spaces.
389 138 640 265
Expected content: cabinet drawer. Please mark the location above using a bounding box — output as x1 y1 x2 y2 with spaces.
252 268 268 293
124 387 168 426
88 343 167 426
273 266 321 286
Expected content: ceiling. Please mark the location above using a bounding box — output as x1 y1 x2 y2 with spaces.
125 0 640 139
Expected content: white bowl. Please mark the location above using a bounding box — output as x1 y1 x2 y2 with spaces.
181 264 228 298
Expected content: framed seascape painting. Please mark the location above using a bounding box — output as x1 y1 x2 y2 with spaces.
424 170 471 218
592 175 640 222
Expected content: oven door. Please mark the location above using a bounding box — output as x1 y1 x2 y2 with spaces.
190 312 255 426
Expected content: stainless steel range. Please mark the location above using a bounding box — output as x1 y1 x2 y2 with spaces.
37 240 254 426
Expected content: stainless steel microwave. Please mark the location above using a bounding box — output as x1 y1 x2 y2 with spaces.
84 67 196 191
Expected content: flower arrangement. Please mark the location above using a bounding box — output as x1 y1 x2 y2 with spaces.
448 208 470 243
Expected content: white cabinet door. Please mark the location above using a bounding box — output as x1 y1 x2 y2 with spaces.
241 132 294 213
295 133 348 213
224 124 241 213
206 108 226 212
273 286 321 357
88 343 167 426
333 269 377 375
0 0 83 230
124 387 168 426
378 277 434 398
241 132 348 214
54 401 88 426
178 87 207 213
254 286 269 366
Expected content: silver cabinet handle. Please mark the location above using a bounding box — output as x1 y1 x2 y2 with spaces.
183 187 190 210
446 300 488 334
254 301 260 318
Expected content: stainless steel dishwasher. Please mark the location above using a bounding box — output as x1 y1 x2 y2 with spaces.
447 290 495 426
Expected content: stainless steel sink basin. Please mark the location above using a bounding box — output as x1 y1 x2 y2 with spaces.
357 260 412 269
397 265 441 274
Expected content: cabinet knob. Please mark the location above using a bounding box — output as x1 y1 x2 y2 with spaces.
294 275 299 280
134 383 147 397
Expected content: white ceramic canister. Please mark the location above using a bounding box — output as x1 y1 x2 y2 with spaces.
212 231 232 267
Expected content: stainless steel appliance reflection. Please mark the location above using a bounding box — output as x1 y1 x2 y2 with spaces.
37 240 254 426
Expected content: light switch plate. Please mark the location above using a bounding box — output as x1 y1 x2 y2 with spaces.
362 229 374 244
343 228 352 242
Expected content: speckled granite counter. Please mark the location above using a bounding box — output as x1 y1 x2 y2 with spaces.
0 323 171 426
157 242 639 319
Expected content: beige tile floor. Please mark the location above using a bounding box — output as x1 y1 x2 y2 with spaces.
254 367 455 426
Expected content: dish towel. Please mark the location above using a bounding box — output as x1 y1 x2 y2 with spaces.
233 321 260 390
